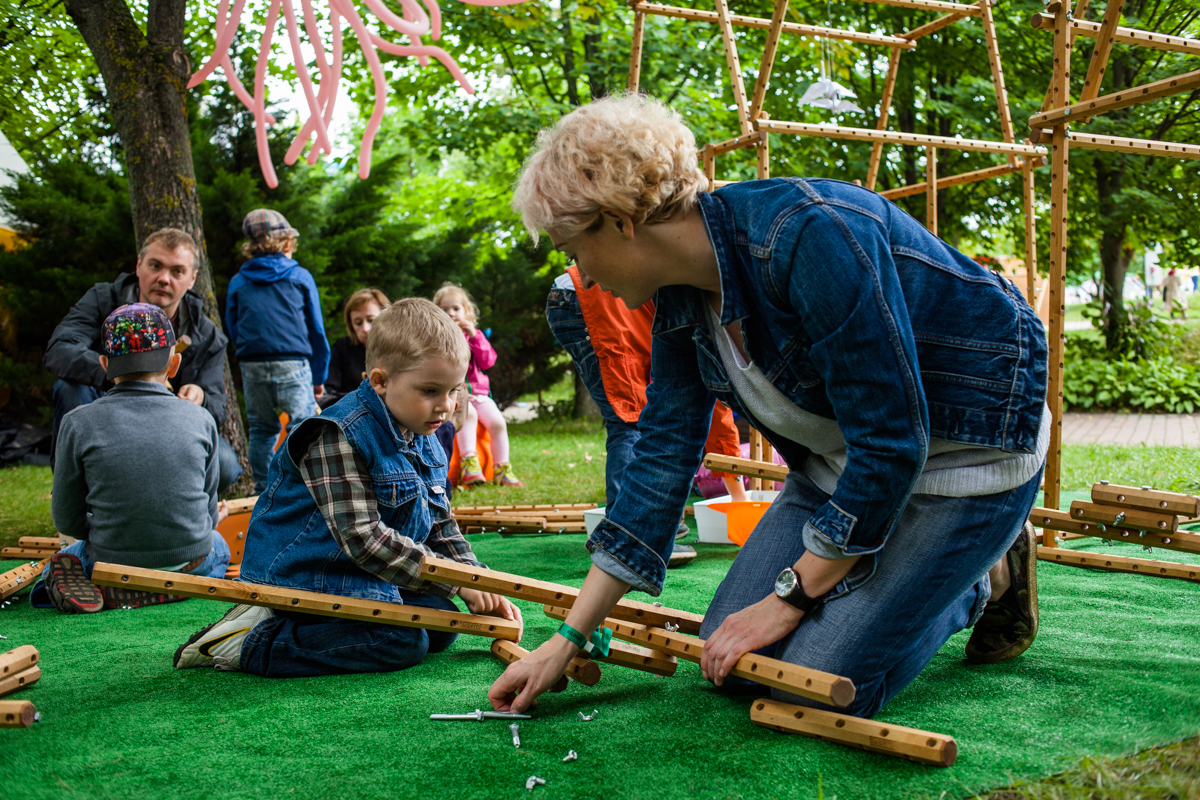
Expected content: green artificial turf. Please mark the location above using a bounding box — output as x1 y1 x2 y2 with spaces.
2 490 1199 799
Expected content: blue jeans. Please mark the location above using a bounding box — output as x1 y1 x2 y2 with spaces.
546 289 641 507
52 379 243 493
238 590 460 677
240 360 318 494
699 467 1042 718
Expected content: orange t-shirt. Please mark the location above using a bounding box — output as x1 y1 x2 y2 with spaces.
567 267 741 466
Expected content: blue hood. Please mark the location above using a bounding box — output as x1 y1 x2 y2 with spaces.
240 253 300 284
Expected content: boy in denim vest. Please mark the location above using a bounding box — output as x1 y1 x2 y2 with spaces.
175 298 522 676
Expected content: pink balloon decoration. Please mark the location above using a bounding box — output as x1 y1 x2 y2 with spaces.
191 0 527 187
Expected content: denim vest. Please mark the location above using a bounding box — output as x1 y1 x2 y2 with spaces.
239 380 451 602
588 178 1048 596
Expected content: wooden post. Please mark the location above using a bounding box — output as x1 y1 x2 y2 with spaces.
89 563 520 640
628 11 646 93
756 131 770 180
1022 156 1038 306
713 0 753 135
866 47 902 191
0 645 39 678
748 0 789 123
979 0 1017 165
0 700 36 729
751 699 957 766
748 428 764 490
925 146 938 235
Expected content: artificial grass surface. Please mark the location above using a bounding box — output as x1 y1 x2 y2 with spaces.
2 490 1199 799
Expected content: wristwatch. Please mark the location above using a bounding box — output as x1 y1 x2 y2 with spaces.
774 568 824 614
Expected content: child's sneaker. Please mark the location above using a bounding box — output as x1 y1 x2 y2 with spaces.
174 604 273 670
101 585 188 610
460 455 487 487
46 553 104 614
493 462 524 487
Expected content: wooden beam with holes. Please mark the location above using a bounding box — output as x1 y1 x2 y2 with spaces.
0 559 50 601
879 161 1030 200
1090 483 1200 516
866 47 903 190
1064 132 1200 160
451 516 547 532
751 699 957 766
452 504 596 514
856 0 982 14
1077 0 1123 113
1029 13 1200 58
703 454 789 483
1031 507 1200 555
490 641 571 693
899 1 979 40
748 0 789 123
491 639 601 686
1030 69 1200 129
979 0 1016 153
0 645 39 679
454 509 587 522
17 537 61 550
225 497 258 515
630 1 916 49
0 700 36 729
1 548 58 559
542 605 679 676
925 146 938 235
0 665 40 699
708 132 760 157
419 556 703 634
89 563 519 640
757 120 1043 156
1068 501 1179 533
628 10 645 93
713 0 752 136
1037 546 1200 582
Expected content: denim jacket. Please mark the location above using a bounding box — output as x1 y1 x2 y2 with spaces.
240 382 453 603
589 178 1047 596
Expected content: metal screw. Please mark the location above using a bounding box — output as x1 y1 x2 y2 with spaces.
1100 480 1110 485
579 709 599 721
1054 536 1064 543
1163 537 1173 544
1142 485 1152 491
652 602 663 607
1120 531 1130 538
510 722 521 747
1113 512 1125 525
525 776 546 791
32 712 42 723
1138 531 1146 538
664 622 679 632
1144 546 1154 553
1098 524 1107 532
562 750 578 763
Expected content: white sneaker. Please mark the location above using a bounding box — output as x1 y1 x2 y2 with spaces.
174 604 274 670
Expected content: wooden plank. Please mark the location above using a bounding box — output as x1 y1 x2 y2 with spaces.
925 145 938 235
1069 500 1179 532
1078 0 1124 110
879 161 1024 200
1042 93 1069 519
713 0 753 136
1037 546 1200 582
756 131 770 180
748 428 764 490
491 639 601 686
1022 156 1038 306
1029 13 1200 58
899 3 975 40
89 563 519 640
466 523 589 535
419 556 704 634
450 515 547 531
0 665 41 699
0 700 36 729
979 0 1016 156
452 503 596 513
0 559 50 602
541 605 679 676
1 548 58 559
1090 483 1200 516
866 47 902 191
631 2 917 49
748 0 789 123
0 645 39 678
1031 69 1200 128
1038 6 1075 114
1066 131 1200 160
17 538 60 549
225 496 258 515
490 640 571 693
708 132 760 156
703 453 790 483
855 0 982 15
628 10 645 93
703 144 716 192
751 698 957 766
757 120 1043 155
1032 507 1200 554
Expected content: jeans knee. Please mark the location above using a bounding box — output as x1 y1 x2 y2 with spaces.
426 630 458 654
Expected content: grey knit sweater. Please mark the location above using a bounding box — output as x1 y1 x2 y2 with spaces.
52 381 219 567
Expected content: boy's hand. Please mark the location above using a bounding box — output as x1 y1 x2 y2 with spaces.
216 500 229 526
460 589 524 640
177 384 205 406
314 384 325 399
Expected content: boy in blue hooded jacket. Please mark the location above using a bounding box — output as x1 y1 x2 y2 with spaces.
226 209 332 492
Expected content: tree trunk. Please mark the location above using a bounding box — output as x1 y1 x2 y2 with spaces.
62 0 252 495
1095 157 1130 351
572 370 600 419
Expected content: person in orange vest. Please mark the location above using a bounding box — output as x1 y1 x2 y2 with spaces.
546 265 746 556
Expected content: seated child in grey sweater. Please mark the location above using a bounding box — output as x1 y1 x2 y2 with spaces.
35 303 232 613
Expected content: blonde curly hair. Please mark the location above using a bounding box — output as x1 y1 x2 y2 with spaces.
512 94 707 244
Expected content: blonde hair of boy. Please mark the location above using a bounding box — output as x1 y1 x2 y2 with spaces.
241 232 298 258
511 93 707 245
366 298 469 376
432 282 480 324
343 287 391 340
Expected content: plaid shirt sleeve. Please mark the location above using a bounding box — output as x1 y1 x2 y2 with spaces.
299 425 481 598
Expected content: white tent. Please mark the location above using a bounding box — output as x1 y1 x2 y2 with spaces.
0 132 29 234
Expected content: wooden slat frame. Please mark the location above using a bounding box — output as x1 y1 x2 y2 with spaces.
1090 483 1200 516
855 0 982 15
1078 0 1124 109
1030 68 1200 128
714 0 753 136
879 161 1027 200
866 47 902 191
748 0 789 123
90 563 520 640
0 559 50 601
1038 546 1200 582
541 605 679 676
1067 131 1200 160
1029 13 1200 58
704 453 790 482
925 145 938 234
1032 507 1200 555
756 120 1044 155
628 10 646 92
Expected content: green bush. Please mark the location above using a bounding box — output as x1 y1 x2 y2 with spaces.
1064 355 1200 413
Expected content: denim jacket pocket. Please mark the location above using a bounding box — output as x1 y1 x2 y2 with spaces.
373 475 421 509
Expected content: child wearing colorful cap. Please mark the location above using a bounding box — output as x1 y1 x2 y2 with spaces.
38 303 232 614
174 299 521 676
226 209 332 493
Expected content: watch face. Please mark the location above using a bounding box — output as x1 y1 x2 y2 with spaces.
775 569 797 597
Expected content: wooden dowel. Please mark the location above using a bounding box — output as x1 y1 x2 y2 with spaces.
853 0 982 15
456 509 586 522
225 496 258 515
925 145 938 235
17 537 61 549
751 699 957 766
628 10 645 93
703 453 790 483
979 0 1016 161
879 161 1027 199
452 503 596 514
899 2 976 40
490 640 599 687
1029 13 1200 58
1037 546 1200 582
0 700 36 729
0 559 51 601
631 1 917 49
1032 507 1200 554
89 563 520 640
466 523 589 535
1090 483 1200 516
756 120 1044 155
1068 501 1179 532
0 665 41 699
866 47 902 191
748 0 789 123
1032 69 1200 129
703 144 716 192
542 605 678 676
748 428 764 491
1065 131 1200 160
1077 0 1123 113
713 0 752 136
708 132 761 156
419 556 703 634
0 645 39 678
451 515 547 531
1022 156 1038 306
1 548 59 559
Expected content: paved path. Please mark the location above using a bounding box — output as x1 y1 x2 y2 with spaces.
1064 412 1200 447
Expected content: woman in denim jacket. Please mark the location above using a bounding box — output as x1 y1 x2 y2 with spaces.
491 96 1050 719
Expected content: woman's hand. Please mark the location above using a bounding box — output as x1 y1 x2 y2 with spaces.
701 595 804 686
487 635 578 713
460 588 525 640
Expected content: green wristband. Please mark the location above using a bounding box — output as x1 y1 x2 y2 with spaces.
555 622 613 657
556 622 589 650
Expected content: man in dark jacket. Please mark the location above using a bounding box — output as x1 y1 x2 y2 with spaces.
43 228 242 492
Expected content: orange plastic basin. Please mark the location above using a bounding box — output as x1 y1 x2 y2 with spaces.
707 501 770 546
